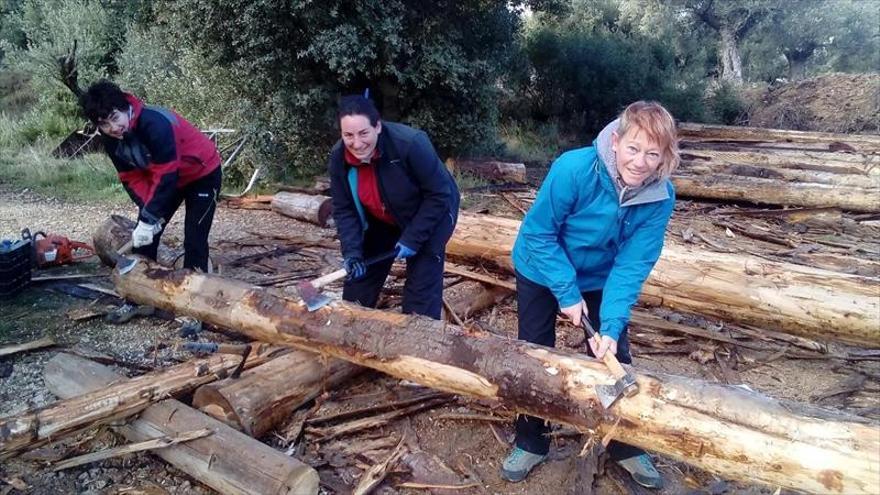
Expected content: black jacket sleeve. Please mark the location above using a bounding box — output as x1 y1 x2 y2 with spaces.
397 132 453 252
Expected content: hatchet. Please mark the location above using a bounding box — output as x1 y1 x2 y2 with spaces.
296 248 399 312
581 318 639 409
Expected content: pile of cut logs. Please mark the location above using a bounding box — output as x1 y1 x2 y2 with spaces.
2 124 879 495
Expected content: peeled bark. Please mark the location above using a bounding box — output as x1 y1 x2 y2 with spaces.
446 159 527 184
677 122 880 154
44 353 319 495
271 192 333 227
192 351 361 438
445 213 880 346
112 260 880 495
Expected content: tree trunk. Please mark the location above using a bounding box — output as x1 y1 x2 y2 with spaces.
679 147 880 181
44 353 319 495
91 215 180 268
0 348 277 459
446 159 527 184
677 122 880 154
445 213 879 346
445 282 512 320
192 351 361 438
719 26 743 85
110 260 880 495
672 174 880 212
271 192 333 227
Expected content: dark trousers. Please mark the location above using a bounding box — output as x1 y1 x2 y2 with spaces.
514 269 644 461
134 167 221 272
342 218 447 319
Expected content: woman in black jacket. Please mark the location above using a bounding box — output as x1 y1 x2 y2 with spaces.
327 95 459 319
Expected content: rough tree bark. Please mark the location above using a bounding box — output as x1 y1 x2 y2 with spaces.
271 192 333 228
44 353 320 495
192 351 361 437
110 260 880 495
677 122 880 154
446 158 527 184
445 213 879 346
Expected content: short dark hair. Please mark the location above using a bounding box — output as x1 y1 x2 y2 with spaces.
337 95 380 126
80 80 130 123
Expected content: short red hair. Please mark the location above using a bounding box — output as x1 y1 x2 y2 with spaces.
617 101 680 178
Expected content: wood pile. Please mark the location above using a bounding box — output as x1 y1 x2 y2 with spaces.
673 123 880 212
3 122 878 495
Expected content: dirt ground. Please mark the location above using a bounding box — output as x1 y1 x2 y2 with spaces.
1 181 878 495
747 73 880 134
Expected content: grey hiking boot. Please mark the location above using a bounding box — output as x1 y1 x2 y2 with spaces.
178 316 203 340
500 446 547 482
617 453 663 489
105 302 154 324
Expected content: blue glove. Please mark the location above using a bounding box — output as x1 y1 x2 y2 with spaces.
395 242 416 259
344 257 367 281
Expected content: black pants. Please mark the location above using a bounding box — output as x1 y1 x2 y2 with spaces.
514 269 643 461
342 217 449 319
134 167 221 272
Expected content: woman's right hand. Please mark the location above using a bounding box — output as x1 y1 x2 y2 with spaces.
560 300 589 327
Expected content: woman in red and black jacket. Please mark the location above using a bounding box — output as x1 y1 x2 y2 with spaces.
81 80 221 330
328 95 459 319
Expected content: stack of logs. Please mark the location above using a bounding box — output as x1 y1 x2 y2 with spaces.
1 123 879 495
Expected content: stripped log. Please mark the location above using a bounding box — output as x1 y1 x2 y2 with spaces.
112 260 880 494
192 350 361 437
44 353 319 495
446 158 527 183
0 348 276 459
672 174 880 212
271 192 333 227
445 213 880 346
677 122 880 154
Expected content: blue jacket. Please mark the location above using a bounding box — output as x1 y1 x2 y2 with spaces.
512 141 675 341
329 121 460 260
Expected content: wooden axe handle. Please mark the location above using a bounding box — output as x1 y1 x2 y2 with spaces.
308 268 348 290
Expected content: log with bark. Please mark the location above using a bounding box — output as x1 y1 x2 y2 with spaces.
677 122 880 154
445 213 880 346
111 260 880 494
0 348 277 459
271 192 333 227
192 350 361 438
44 353 320 495
446 158 527 184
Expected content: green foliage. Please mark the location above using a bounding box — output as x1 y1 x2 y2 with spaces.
151 0 560 180
0 139 122 201
706 82 747 125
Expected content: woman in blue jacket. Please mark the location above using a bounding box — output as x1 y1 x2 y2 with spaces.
501 101 680 488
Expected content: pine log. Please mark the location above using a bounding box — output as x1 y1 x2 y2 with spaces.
44 353 319 495
672 174 880 212
271 192 333 227
92 215 178 268
192 350 361 437
445 213 880 346
677 122 880 154
111 260 880 494
679 148 879 177
0 349 275 459
446 158 527 183
445 282 512 319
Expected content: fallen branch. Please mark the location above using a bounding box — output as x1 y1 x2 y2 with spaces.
52 428 213 471
0 337 56 358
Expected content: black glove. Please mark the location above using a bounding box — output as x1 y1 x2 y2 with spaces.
344 257 367 281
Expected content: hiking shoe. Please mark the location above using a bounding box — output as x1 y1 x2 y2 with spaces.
617 453 663 489
500 446 547 482
105 302 154 324
178 317 203 340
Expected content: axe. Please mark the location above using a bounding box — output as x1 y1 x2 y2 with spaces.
581 318 639 409
112 219 166 275
296 249 398 311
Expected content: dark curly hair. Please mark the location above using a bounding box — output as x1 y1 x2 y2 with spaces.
80 80 130 123
337 95 381 126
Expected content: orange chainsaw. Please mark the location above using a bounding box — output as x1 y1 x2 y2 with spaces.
22 228 96 268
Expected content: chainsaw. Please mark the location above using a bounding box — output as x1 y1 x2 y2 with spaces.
22 228 96 268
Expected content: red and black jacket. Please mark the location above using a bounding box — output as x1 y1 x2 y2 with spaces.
102 94 221 224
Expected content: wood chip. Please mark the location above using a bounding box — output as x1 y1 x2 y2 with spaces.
352 435 406 495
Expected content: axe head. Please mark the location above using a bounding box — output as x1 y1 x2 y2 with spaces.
596 374 638 409
296 280 331 312
115 255 138 275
